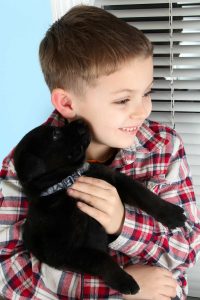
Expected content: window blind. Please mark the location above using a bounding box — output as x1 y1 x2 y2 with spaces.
51 1 96 22
95 0 200 209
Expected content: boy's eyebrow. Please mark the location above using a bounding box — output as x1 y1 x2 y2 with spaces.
111 81 154 94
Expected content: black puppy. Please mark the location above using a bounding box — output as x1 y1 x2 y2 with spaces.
14 119 186 295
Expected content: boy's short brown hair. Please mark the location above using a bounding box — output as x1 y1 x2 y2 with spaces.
39 5 153 95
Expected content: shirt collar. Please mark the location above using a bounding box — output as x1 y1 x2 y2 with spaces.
110 119 170 168
44 109 66 127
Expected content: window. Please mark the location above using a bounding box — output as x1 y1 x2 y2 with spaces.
96 0 200 211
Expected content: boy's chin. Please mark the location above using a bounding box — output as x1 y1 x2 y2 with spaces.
116 134 137 148
113 140 135 150
122 143 135 149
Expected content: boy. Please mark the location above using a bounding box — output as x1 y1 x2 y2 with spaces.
0 5 200 300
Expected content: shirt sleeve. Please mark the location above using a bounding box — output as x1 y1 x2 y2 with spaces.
109 132 200 299
0 153 78 300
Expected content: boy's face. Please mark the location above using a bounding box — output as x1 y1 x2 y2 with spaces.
72 56 153 151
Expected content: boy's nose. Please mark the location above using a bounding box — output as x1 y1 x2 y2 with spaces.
129 99 152 120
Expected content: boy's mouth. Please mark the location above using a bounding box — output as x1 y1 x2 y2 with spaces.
119 126 140 134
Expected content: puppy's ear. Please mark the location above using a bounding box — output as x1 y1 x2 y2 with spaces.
16 153 45 183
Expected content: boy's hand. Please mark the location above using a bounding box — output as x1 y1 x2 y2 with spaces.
67 176 125 234
123 265 177 300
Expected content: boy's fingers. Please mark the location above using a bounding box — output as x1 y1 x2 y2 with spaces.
76 176 112 189
161 284 177 298
69 181 112 200
77 201 107 225
160 268 173 278
67 188 107 213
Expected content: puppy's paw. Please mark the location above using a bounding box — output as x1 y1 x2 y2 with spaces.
117 273 140 295
157 203 186 229
105 271 140 295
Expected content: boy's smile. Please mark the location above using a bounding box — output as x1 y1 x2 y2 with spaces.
55 56 153 161
119 126 141 135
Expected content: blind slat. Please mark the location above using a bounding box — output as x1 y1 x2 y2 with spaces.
195 185 200 196
129 20 200 30
154 68 200 78
152 101 200 112
187 155 200 166
190 165 200 176
152 91 200 101
109 7 200 18
154 45 200 54
181 134 200 145
151 112 200 123
154 80 200 89
154 57 200 66
192 176 200 186
147 33 200 42
100 0 200 5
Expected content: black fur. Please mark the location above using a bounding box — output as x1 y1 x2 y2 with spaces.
13 119 186 295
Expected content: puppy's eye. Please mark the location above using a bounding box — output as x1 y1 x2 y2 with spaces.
53 128 62 141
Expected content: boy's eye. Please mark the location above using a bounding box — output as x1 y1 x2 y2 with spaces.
143 90 153 98
115 98 130 105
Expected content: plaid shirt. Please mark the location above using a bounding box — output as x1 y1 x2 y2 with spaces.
0 110 200 300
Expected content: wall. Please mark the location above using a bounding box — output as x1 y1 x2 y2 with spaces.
0 0 53 163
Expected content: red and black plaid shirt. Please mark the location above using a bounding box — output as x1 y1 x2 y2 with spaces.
0 110 200 300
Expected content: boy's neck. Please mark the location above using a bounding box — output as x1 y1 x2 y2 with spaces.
86 142 116 163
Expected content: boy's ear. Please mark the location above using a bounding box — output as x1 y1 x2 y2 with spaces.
51 88 76 119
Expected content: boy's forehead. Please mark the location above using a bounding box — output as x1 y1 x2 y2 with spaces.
91 57 153 93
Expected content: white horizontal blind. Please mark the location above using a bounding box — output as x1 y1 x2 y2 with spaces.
96 0 200 210
50 0 95 22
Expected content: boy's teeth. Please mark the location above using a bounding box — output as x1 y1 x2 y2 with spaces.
121 127 137 132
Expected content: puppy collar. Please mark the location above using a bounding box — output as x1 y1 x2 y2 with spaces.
40 162 90 197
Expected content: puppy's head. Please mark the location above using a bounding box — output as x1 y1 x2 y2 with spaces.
14 119 91 184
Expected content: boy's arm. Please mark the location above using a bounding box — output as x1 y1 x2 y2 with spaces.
0 152 45 298
0 152 76 299
109 132 200 299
